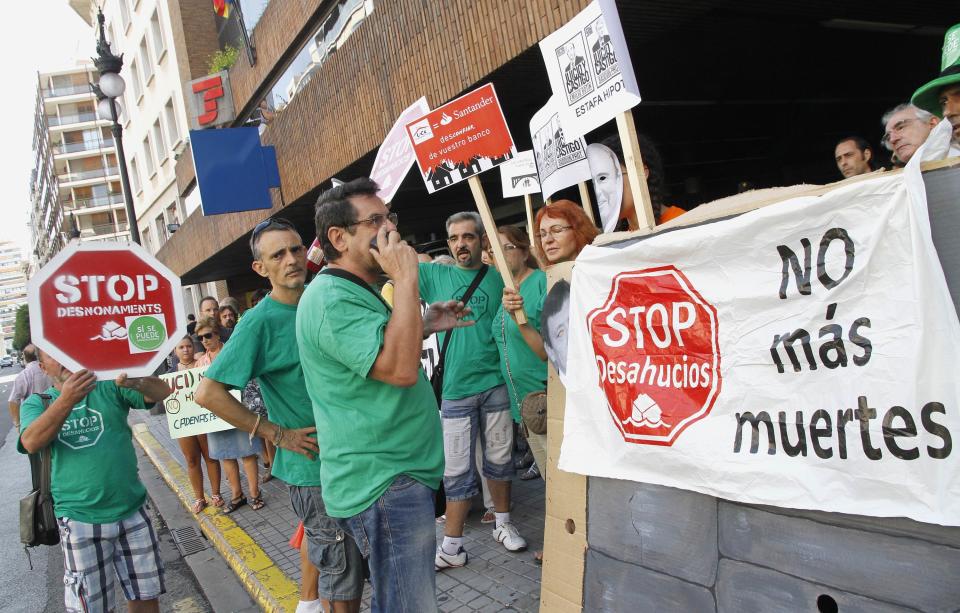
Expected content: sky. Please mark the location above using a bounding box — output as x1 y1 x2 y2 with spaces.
1 2 94 260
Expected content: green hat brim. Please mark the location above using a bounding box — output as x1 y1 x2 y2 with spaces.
911 72 960 117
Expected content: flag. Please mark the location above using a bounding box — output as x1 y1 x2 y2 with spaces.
213 0 232 18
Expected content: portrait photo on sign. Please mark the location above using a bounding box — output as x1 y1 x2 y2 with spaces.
542 279 572 384
557 34 594 105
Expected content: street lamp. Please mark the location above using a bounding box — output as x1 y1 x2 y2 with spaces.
92 9 140 245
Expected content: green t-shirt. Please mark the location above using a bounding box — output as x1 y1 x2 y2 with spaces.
296 273 444 518
492 270 548 422
418 263 505 399
18 383 150 524
204 295 321 487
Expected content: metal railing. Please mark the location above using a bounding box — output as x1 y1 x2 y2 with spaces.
52 139 115 155
42 84 94 98
80 222 129 237
61 193 124 210
47 112 100 127
59 166 120 182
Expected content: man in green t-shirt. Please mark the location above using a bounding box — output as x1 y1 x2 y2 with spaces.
18 351 171 613
420 212 528 570
298 177 471 612
195 218 364 613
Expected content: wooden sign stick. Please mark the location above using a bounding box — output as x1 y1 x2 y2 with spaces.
615 111 656 231
468 176 528 325
577 181 597 226
524 193 537 248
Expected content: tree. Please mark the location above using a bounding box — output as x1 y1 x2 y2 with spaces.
13 304 30 352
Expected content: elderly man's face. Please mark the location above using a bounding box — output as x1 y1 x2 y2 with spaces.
940 84 960 141
884 108 937 164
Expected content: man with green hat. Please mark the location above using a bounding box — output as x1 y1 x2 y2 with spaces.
912 23 960 145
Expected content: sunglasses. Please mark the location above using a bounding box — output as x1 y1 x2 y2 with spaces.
197 332 217 340
251 217 296 241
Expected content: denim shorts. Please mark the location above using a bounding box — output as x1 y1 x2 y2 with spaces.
440 384 514 501
289 485 365 601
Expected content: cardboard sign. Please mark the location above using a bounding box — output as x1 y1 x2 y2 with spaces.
539 0 640 138
160 366 238 439
560 165 960 526
371 97 430 203
406 83 517 193
530 96 592 199
28 243 186 379
500 150 541 198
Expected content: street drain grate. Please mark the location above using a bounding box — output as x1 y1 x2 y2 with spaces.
170 526 208 557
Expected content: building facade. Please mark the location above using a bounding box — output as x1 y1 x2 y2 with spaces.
31 62 128 267
0 242 28 354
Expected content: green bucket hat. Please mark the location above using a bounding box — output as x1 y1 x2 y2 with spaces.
911 24 960 116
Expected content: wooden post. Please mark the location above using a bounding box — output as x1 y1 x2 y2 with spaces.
577 181 597 226
524 193 537 248
468 176 527 325
615 111 656 230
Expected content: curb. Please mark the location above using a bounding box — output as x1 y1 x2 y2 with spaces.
132 423 300 612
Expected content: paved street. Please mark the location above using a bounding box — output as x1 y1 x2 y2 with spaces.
0 364 24 446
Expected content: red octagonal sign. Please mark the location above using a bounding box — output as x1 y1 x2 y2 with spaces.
588 266 721 445
28 243 186 379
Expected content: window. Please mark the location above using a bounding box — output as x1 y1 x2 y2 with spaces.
143 135 156 177
129 60 142 102
142 227 153 253
119 0 131 31
163 99 180 145
165 202 179 224
152 120 167 164
129 156 142 194
150 11 165 59
155 214 166 242
139 38 153 84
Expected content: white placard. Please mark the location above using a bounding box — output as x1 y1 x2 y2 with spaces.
370 97 431 203
160 366 238 439
500 150 541 197
560 164 960 526
529 96 592 199
538 0 641 139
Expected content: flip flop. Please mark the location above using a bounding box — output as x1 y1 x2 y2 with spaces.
223 496 247 514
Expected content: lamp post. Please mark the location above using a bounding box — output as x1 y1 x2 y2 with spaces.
92 9 140 245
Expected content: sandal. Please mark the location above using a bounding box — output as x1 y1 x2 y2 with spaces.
210 493 225 508
250 496 265 511
223 496 247 514
191 498 208 514
260 466 273 484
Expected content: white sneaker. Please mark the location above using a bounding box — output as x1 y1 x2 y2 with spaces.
492 522 527 552
435 545 468 570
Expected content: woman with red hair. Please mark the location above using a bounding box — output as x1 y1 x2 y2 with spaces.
530 199 600 268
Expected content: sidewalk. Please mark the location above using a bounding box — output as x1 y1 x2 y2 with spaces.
131 411 544 612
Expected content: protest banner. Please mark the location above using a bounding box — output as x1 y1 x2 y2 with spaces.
529 96 591 200
28 242 186 379
559 165 960 526
499 150 540 198
538 0 640 139
371 96 430 203
407 83 526 324
160 366 237 439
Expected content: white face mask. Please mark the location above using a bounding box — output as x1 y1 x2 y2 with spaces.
586 143 623 232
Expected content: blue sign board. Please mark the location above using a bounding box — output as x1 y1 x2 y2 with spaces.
190 127 281 216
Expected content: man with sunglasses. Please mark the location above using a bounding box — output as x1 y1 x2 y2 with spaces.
880 103 940 166
195 218 363 613
298 177 472 612
421 211 528 571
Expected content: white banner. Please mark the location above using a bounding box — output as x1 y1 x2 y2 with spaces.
500 150 541 197
538 0 640 139
160 366 237 439
530 96 591 199
560 165 960 526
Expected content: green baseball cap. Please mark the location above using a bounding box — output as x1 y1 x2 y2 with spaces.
911 24 960 117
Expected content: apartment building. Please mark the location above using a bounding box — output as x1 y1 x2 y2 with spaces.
0 242 27 353
31 62 128 267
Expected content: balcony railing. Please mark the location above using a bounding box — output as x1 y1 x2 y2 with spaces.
59 166 120 182
42 84 93 98
80 222 130 237
52 139 115 155
47 112 100 127
61 193 125 210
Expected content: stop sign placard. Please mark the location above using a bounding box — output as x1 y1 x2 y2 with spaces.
588 265 721 446
28 242 186 379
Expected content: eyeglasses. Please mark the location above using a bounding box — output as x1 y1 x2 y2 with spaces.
251 217 296 241
197 332 216 341
538 225 572 240
345 212 398 229
881 118 921 147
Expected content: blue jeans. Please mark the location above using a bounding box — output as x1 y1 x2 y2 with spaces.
337 475 438 613
440 384 514 500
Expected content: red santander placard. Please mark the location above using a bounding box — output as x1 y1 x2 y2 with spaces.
28 242 186 379
405 83 517 193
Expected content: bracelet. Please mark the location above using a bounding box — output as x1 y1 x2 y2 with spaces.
272 424 284 447
249 414 262 443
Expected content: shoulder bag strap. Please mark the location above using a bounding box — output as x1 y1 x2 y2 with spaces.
436 265 489 368
318 267 392 311
37 394 53 499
